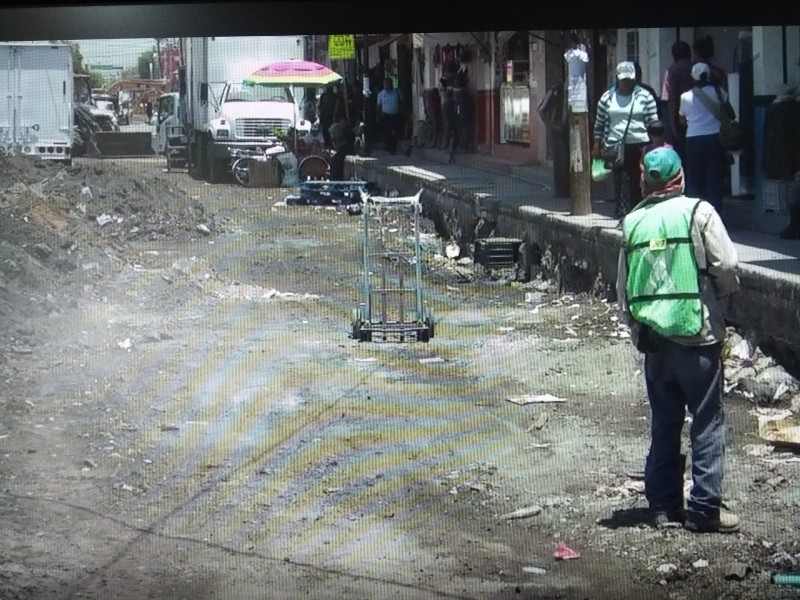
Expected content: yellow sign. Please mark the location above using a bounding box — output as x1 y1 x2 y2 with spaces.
649 238 667 251
329 34 356 60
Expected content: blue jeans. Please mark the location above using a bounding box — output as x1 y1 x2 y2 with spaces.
685 134 725 212
644 339 725 522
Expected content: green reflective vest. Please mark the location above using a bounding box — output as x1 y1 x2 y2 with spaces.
622 195 703 338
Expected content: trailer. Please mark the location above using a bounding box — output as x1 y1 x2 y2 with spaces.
178 36 310 182
0 42 73 164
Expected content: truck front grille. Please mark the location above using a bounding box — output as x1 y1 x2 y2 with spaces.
235 118 291 139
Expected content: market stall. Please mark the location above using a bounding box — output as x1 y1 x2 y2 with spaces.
244 60 343 181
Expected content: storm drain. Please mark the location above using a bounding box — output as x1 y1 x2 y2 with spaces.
473 237 522 269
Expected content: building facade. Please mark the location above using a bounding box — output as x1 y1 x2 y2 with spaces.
312 28 800 227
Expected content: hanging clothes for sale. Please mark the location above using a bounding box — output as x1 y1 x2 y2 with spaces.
433 44 441 66
455 66 468 88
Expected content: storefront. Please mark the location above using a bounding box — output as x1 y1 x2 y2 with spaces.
418 32 483 152
499 31 532 145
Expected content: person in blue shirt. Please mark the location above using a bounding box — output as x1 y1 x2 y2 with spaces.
377 78 402 154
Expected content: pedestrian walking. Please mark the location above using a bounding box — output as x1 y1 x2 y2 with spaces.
592 61 658 217
616 147 740 533
377 77 402 154
661 41 694 163
679 62 734 213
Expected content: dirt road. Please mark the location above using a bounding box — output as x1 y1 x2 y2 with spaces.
0 156 798 600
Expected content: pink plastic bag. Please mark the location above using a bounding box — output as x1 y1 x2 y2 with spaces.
554 543 581 560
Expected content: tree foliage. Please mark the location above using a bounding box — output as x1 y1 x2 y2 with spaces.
88 71 106 89
137 48 156 80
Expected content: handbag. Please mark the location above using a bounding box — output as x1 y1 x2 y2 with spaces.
693 85 746 151
602 88 636 171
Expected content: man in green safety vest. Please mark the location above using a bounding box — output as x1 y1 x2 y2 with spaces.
616 147 740 533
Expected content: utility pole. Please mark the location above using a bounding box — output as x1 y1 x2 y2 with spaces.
155 38 163 79
564 31 592 216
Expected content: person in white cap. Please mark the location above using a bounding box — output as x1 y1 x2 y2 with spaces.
678 62 735 213
592 61 659 217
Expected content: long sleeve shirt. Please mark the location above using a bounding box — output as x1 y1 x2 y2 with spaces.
593 85 658 145
616 198 739 347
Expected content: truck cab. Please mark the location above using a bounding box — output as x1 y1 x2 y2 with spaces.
151 92 181 155
201 80 302 180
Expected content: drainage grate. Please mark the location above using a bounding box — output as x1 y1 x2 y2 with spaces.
473 237 522 269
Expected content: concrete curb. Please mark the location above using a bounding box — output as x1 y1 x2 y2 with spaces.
349 156 800 373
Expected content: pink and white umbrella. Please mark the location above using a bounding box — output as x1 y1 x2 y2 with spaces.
244 60 343 87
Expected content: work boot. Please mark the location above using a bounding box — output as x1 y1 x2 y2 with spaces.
651 507 687 529
685 509 740 534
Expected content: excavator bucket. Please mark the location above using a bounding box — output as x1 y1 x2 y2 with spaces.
92 132 155 157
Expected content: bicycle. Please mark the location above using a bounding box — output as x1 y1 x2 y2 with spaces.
229 144 287 187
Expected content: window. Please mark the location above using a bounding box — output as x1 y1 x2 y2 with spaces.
625 29 639 64
225 83 291 103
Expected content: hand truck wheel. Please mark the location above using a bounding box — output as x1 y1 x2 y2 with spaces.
232 157 254 186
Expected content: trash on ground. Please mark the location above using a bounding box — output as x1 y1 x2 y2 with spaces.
743 443 775 457
96 213 113 227
757 414 800 450
499 505 543 520
419 357 445 364
525 413 549 432
622 479 646 494
117 338 133 350
196 224 211 235
523 443 550 450
354 358 377 362
553 543 581 560
522 566 547 575
507 394 567 405
657 563 678 574
693 559 709 569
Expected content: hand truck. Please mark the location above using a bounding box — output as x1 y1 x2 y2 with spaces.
351 188 435 342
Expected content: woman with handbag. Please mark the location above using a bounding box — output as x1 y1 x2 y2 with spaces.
592 61 659 217
678 62 736 213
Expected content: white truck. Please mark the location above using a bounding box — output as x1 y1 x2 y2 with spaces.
0 42 74 164
171 36 308 182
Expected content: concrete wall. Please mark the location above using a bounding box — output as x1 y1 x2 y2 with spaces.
349 157 800 375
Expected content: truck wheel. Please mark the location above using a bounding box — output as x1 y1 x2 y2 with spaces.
208 155 226 183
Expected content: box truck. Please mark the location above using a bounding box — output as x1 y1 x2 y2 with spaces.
175 36 307 182
0 42 74 164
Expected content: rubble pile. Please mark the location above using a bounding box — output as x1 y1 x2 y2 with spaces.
722 329 800 408
0 156 210 357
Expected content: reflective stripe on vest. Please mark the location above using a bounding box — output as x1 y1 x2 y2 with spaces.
622 195 703 338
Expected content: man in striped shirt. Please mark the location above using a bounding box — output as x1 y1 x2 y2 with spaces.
592 61 659 216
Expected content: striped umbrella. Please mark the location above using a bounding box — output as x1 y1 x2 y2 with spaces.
243 60 343 87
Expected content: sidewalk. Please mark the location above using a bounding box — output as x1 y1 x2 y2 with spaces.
347 148 800 364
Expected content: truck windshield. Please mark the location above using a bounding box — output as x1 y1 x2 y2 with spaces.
225 83 290 103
